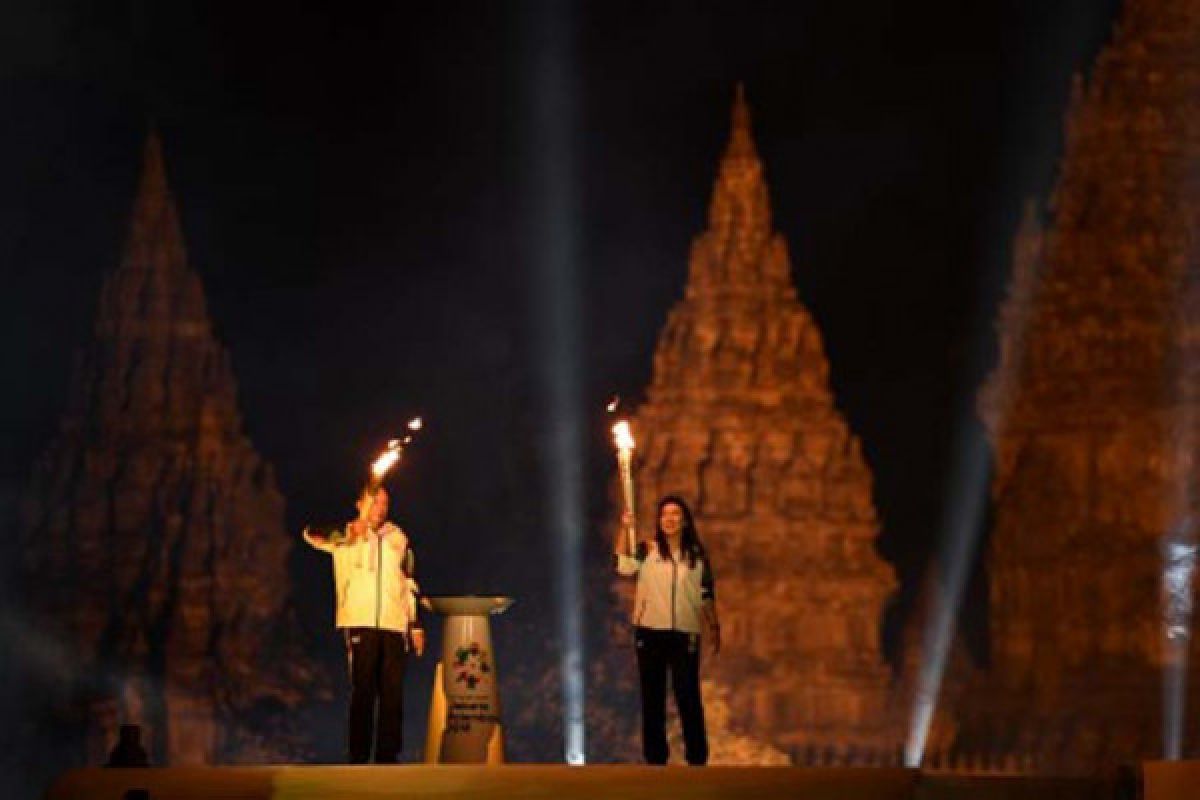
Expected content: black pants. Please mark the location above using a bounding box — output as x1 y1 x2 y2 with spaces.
344 627 408 763
634 626 708 765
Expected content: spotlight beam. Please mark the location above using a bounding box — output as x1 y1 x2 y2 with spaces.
525 0 585 765
905 427 990 766
1162 395 1196 758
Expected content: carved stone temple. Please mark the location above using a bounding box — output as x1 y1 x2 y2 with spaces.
612 88 903 763
18 132 319 768
962 0 1200 772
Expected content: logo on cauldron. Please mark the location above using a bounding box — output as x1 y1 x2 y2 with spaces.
453 642 491 690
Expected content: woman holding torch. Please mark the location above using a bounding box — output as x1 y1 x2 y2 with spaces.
612 424 720 765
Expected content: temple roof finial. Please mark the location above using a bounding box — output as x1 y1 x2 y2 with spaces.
96 128 209 339
122 126 188 277
727 82 756 159
702 82 771 265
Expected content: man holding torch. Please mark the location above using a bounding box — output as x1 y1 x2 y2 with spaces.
303 435 425 763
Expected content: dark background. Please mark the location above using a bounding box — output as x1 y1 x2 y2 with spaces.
1 0 1123 766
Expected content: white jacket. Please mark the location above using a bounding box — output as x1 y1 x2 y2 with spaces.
615 542 715 634
307 521 420 634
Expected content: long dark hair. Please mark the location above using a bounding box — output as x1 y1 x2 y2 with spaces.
654 495 705 568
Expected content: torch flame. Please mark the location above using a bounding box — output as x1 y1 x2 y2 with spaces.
606 396 620 414
612 419 635 451
366 416 425 484
612 418 637 550
371 445 402 479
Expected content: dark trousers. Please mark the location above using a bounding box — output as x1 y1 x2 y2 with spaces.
634 626 708 765
344 627 408 763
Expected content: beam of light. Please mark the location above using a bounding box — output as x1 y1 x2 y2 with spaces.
1160 69 1200 758
904 429 991 767
1162 525 1196 759
903 0 1118 762
905 203 1046 767
907 204 1048 766
1162 380 1197 757
524 0 585 765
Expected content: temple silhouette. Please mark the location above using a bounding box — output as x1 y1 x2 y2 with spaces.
18 132 322 773
957 0 1200 772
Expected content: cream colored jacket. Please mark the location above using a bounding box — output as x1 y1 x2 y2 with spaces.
615 542 715 634
306 521 420 633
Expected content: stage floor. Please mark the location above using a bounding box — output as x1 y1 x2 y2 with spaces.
45 765 1125 800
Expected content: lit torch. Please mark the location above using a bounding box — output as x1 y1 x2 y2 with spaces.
369 441 402 488
612 417 637 555
366 416 424 492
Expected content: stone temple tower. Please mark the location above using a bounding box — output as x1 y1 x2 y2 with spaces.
969 0 1200 772
620 88 902 763
19 132 318 768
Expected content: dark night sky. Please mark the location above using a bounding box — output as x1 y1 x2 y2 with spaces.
1 0 1123 757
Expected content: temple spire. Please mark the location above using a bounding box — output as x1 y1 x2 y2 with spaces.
725 81 757 161
693 83 784 298
96 129 209 340
121 128 188 277
21 121 318 770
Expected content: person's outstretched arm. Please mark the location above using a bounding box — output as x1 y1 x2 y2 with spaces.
302 526 340 553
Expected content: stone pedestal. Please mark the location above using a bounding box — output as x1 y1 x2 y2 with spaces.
422 596 513 764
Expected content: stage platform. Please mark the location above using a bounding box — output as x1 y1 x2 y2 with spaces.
45 765 1134 800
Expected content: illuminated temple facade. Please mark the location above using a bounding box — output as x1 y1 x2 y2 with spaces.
610 88 905 764
18 133 320 769
961 0 1200 772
